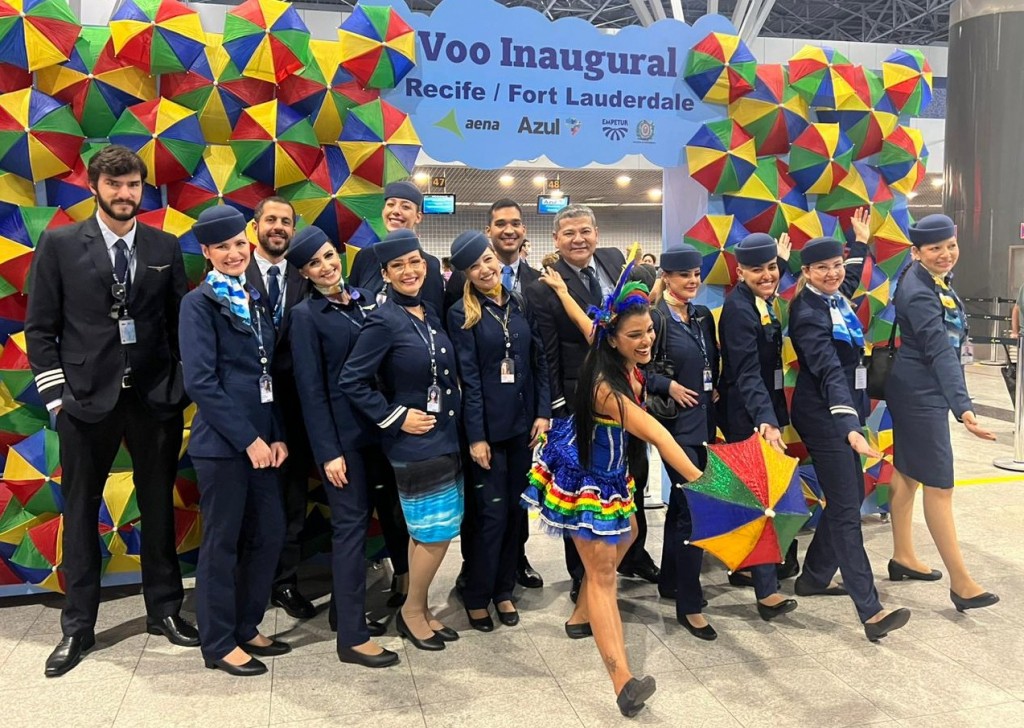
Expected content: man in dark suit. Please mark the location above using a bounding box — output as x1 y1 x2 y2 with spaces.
244 196 315 620
25 145 197 677
525 204 660 601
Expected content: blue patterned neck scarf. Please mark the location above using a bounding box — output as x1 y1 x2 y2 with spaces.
827 294 864 347
931 272 967 349
205 270 250 324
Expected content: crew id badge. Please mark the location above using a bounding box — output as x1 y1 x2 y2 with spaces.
703 367 714 392
426 384 442 413
774 368 784 390
500 357 515 384
961 339 975 366
259 374 274 403
855 365 868 390
118 317 137 345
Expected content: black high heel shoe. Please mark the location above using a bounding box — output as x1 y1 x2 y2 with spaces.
756 598 798 621
864 608 911 642
241 638 291 657
950 590 1000 612
495 607 520 627
395 611 445 651
204 656 267 676
887 559 942 582
337 644 400 668
465 606 494 632
433 624 459 641
616 675 657 718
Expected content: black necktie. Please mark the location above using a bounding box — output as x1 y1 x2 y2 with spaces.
581 266 601 302
267 265 281 313
114 239 131 299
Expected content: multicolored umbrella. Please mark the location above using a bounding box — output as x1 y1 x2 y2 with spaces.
727 64 809 156
338 99 420 188
8 514 62 590
223 0 310 85
231 99 323 189
0 171 35 217
3 427 61 516
682 214 748 287
109 97 205 187
36 26 156 139
877 126 928 195
788 45 857 109
0 88 83 182
337 3 416 90
166 144 274 220
98 472 142 574
161 33 276 146
873 211 914 278
797 463 826 528
882 49 933 116
683 434 810 571
786 209 841 271
722 157 807 238
0 62 32 93
850 255 891 329
815 161 894 234
788 122 854 195
683 32 756 106
137 207 205 286
866 302 898 348
0 0 80 72
0 205 73 294
279 38 380 146
109 0 206 76
684 119 757 196
0 480 38 548
816 109 899 161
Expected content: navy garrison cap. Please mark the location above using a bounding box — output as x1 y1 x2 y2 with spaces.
801 236 844 265
193 206 246 246
384 181 423 208
449 230 490 271
660 243 703 272
735 233 778 266
374 228 421 266
284 225 332 269
908 214 955 247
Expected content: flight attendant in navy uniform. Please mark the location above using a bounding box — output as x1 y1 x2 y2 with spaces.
646 244 720 640
340 229 464 651
717 232 798 620
445 231 551 632
285 226 400 668
788 236 913 641
885 214 999 611
179 207 290 676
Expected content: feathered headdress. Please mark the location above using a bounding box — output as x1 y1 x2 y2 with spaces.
588 242 651 341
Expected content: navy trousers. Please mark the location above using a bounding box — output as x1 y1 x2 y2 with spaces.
463 433 533 609
660 445 708 616
194 456 285 661
800 436 883 623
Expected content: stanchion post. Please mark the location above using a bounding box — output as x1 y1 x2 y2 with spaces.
994 334 1024 471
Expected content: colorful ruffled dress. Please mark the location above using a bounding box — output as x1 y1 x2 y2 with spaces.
521 415 637 542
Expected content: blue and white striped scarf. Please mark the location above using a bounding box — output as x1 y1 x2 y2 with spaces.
827 293 864 347
205 270 250 324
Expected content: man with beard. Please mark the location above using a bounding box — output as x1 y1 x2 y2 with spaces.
26 145 197 676
245 197 315 620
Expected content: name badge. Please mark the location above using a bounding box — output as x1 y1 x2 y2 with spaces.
118 317 137 345
773 368 784 390
855 366 867 390
259 374 274 404
500 357 515 384
961 340 974 366
703 367 713 392
426 384 442 413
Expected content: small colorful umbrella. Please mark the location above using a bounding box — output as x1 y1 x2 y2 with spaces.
109 0 205 76
786 209 841 272
137 207 205 286
788 122 854 195
339 98 420 188
0 205 73 294
682 433 810 571
683 31 756 106
0 0 80 72
815 161 894 234
877 126 928 196
8 514 62 590
231 99 323 190
0 171 35 217
3 427 61 517
0 377 46 452
816 109 899 161
882 49 933 117
166 144 274 220
873 211 914 279
223 0 310 85
161 32 276 146
727 64 809 156
337 3 416 90
866 302 898 349
788 45 857 109
109 97 205 187
0 88 83 182
0 62 32 93
684 119 757 196
1 481 35 546
722 157 807 238
98 472 142 573
682 214 748 287
0 331 41 407
797 464 826 528
279 38 379 146
850 255 891 329
36 26 156 140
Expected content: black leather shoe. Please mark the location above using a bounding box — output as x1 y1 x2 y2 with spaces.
146 614 200 647
564 621 593 639
570 577 582 604
516 562 544 589
204 656 267 676
864 608 911 642
433 624 459 642
367 619 386 637
616 675 657 718
757 598 798 621
496 608 520 627
679 616 717 641
271 586 316 619
777 540 800 580
950 590 1000 612
888 559 942 582
44 634 95 677
337 644 400 668
794 576 848 597
618 561 661 584
395 611 445 651
465 606 495 632
241 638 292 657
727 571 754 588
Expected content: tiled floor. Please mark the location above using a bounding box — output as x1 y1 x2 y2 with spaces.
2 364 1022 727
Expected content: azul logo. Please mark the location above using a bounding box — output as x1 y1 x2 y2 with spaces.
517 117 581 135
602 118 628 140
635 120 655 142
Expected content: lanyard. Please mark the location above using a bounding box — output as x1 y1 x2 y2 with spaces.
111 243 137 286
483 301 513 356
249 302 269 376
403 309 437 385
668 305 709 367
329 300 367 329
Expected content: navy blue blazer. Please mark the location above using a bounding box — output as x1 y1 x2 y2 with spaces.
289 287 377 465
446 289 551 445
340 298 461 462
348 245 446 318
647 301 719 445
718 282 789 439
180 282 284 458
788 288 868 441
